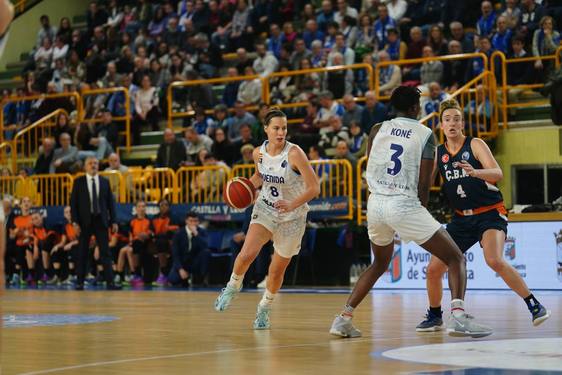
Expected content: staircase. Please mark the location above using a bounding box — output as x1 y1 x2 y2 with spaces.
507 91 553 129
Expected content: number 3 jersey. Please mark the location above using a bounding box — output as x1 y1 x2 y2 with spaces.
255 141 309 221
437 136 503 211
367 117 434 200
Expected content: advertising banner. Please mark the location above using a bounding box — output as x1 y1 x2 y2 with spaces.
377 222 562 290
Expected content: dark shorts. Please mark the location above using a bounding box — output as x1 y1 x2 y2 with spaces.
446 209 508 253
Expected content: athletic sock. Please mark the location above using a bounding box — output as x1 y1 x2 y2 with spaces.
524 294 540 310
429 306 442 317
227 273 243 289
451 299 465 318
259 289 275 309
341 304 355 320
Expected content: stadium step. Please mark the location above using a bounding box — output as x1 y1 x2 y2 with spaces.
119 144 159 167
508 119 554 129
511 105 550 122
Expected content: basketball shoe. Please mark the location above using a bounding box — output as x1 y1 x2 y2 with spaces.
253 305 271 330
530 304 550 326
214 284 240 311
447 313 493 338
329 315 362 338
416 309 444 332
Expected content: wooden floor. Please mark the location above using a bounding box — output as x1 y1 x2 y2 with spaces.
1 288 561 375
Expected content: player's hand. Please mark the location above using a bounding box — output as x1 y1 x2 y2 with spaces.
111 223 118 234
179 268 188 280
459 161 478 177
274 200 293 213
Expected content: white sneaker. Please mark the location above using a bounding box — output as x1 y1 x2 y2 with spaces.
257 277 267 289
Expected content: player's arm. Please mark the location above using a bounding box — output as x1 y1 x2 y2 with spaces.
461 138 503 184
283 146 320 212
249 147 264 189
366 123 383 158
418 133 438 208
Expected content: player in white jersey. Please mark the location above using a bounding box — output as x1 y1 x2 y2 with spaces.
329 86 493 338
215 108 320 329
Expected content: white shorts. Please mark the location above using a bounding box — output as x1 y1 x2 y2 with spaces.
250 207 307 258
366 195 442 246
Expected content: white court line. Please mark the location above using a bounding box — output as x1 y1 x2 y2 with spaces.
18 334 423 375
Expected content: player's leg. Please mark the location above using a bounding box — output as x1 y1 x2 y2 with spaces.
215 222 272 311
330 241 394 338
416 256 448 332
481 228 550 326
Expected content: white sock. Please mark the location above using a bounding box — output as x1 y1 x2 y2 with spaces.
259 289 275 308
451 299 465 318
227 273 243 289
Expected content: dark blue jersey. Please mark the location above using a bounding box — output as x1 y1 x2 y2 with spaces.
437 137 503 211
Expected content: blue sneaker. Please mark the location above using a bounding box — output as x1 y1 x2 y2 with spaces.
253 305 271 330
214 285 240 311
530 304 550 326
416 310 444 332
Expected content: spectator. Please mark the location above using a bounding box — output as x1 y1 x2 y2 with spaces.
36 15 57 49
235 143 255 165
53 111 74 148
75 120 113 162
501 0 521 30
421 82 450 128
520 0 546 41
319 116 350 156
86 1 108 37
361 90 388 133
443 40 469 91
427 24 448 56
211 127 235 165
228 102 257 142
104 152 131 202
373 4 397 47
156 128 187 170
290 38 312 70
466 36 493 81
449 21 475 53
303 20 325 49
334 0 359 26
342 94 364 128
149 59 170 90
377 50 402 96
163 16 183 48
149 6 167 37
51 132 79 173
34 37 54 71
402 26 426 81
228 0 251 52
232 121 259 151
477 1 496 38
105 0 124 31
532 16 560 75
168 212 210 287
333 140 357 171
387 0 408 21
317 0 335 32
507 37 535 109
133 74 161 144
491 16 513 54
420 45 444 85
327 32 355 66
51 36 69 65
355 14 376 58
310 39 326 68
211 104 233 132
97 110 119 151
151 198 178 286
314 90 345 131
235 47 252 74
184 126 213 162
34 138 55 175
325 52 354 98
384 27 406 61
237 66 262 105
349 121 368 159
190 152 230 199
105 152 128 174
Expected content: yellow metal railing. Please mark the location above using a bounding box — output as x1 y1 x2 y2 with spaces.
0 92 80 143
28 173 73 206
0 175 23 199
80 87 131 152
176 165 231 203
231 164 255 179
10 109 67 172
311 159 353 220
167 75 265 128
123 167 176 204
374 52 489 100
0 141 14 172
491 47 562 128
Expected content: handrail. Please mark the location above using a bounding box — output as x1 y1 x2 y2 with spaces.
80 87 131 152
167 74 266 128
11 108 68 172
0 141 14 172
491 48 562 129
374 52 489 100
0 91 80 143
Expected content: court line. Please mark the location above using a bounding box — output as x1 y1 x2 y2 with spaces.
18 334 423 375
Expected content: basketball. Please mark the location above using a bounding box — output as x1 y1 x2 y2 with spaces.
224 177 256 209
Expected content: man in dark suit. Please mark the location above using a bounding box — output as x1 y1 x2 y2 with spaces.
70 156 120 290
168 212 210 287
156 128 187 170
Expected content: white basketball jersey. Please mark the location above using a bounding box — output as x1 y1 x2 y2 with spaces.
255 141 309 220
366 117 432 199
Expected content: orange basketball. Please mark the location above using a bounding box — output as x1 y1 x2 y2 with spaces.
224 177 256 209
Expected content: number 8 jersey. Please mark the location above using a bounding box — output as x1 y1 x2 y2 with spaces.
255 141 309 221
367 117 434 199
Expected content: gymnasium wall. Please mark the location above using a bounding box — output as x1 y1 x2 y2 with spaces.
494 125 562 208
0 0 90 70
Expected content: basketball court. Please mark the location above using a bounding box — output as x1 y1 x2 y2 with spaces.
1 288 560 374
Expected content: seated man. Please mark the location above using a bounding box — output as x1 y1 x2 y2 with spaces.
168 212 210 287
152 198 179 285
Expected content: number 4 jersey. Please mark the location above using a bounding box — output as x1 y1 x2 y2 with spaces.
367 117 435 199
255 141 309 221
437 136 503 211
